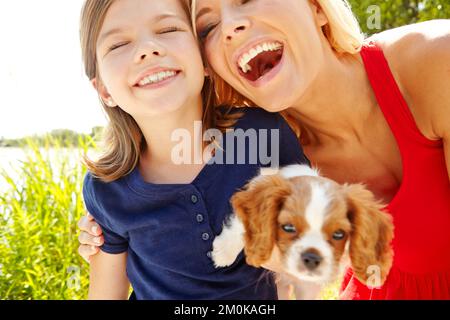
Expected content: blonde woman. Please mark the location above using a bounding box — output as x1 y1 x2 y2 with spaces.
79 0 450 299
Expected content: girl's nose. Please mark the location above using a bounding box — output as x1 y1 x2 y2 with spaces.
134 39 167 64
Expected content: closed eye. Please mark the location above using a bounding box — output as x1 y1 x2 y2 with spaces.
158 26 184 34
198 22 219 40
108 42 130 52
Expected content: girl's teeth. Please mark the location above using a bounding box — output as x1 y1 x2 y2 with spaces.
138 71 176 86
238 41 283 74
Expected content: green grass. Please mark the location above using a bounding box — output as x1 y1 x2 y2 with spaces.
0 136 96 299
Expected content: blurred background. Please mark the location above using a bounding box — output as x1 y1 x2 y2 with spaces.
0 0 448 300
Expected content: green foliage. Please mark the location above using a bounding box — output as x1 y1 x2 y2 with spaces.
0 136 97 299
0 128 104 148
348 0 450 35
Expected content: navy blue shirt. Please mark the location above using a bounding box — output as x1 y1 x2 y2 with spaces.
83 108 309 300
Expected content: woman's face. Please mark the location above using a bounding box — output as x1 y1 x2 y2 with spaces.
95 0 205 118
195 0 328 112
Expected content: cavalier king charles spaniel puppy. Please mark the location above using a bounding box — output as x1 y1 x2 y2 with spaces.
212 164 394 299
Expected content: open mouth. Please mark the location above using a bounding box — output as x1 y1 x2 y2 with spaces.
237 41 284 82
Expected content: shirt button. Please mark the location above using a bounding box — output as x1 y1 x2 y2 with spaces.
196 214 204 223
202 233 210 241
191 194 198 204
207 251 212 259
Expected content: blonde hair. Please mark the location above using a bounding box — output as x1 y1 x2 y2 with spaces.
316 0 364 54
80 0 238 182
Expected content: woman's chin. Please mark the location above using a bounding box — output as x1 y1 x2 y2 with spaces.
250 91 295 112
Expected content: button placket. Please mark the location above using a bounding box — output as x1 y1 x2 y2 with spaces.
186 188 215 262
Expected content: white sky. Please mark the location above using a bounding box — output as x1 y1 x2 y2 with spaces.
0 0 106 139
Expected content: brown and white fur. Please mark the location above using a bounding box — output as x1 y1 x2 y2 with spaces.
212 165 394 299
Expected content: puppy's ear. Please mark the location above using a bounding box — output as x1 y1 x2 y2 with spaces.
231 174 292 267
343 184 394 287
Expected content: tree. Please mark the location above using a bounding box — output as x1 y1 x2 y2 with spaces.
348 0 450 36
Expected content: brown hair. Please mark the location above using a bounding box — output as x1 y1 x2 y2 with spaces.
79 0 242 182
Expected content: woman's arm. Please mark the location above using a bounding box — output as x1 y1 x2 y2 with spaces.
88 250 130 300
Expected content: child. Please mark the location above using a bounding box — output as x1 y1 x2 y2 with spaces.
80 0 308 299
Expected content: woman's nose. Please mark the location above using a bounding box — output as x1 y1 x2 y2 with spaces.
222 16 250 43
134 39 166 64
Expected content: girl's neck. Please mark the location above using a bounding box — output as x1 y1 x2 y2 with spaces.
288 48 378 147
135 96 207 183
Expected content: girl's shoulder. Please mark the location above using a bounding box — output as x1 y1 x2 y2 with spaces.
82 170 130 205
219 106 285 131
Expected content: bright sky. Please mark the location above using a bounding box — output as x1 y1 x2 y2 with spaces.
0 0 106 139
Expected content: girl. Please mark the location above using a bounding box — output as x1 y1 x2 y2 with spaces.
79 0 308 299
81 0 450 299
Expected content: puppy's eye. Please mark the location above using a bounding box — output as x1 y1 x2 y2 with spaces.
332 230 346 240
281 224 296 233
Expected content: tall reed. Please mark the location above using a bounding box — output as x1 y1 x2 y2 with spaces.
0 135 96 299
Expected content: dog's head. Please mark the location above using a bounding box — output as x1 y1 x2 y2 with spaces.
231 165 394 286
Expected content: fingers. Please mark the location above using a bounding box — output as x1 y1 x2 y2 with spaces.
78 230 104 247
78 244 100 264
78 212 103 236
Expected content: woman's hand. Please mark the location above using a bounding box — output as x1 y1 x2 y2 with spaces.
77 212 104 263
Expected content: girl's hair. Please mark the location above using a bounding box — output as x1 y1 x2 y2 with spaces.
80 0 242 182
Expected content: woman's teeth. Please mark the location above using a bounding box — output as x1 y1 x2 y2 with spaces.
138 70 177 86
238 42 283 73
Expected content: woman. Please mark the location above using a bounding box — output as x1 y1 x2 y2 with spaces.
79 0 450 299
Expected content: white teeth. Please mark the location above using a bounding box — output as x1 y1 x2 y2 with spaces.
138 70 177 86
237 41 283 74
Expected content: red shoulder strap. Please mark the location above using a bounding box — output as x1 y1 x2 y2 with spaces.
360 42 440 147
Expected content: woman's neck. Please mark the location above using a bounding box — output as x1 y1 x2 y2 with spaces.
288 49 378 147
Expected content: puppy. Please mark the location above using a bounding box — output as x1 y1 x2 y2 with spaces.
212 165 394 299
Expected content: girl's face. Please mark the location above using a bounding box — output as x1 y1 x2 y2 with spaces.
95 0 205 118
195 0 328 112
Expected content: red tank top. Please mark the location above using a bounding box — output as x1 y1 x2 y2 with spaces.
340 42 450 300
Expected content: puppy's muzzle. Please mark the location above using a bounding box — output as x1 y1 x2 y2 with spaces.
301 251 323 271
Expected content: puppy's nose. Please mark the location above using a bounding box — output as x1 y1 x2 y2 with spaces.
301 252 323 271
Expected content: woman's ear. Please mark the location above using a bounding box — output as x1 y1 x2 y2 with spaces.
344 184 394 287
231 174 292 267
91 78 117 108
309 0 329 27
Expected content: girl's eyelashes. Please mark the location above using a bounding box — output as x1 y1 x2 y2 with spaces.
158 26 185 34
108 42 130 52
105 25 183 54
